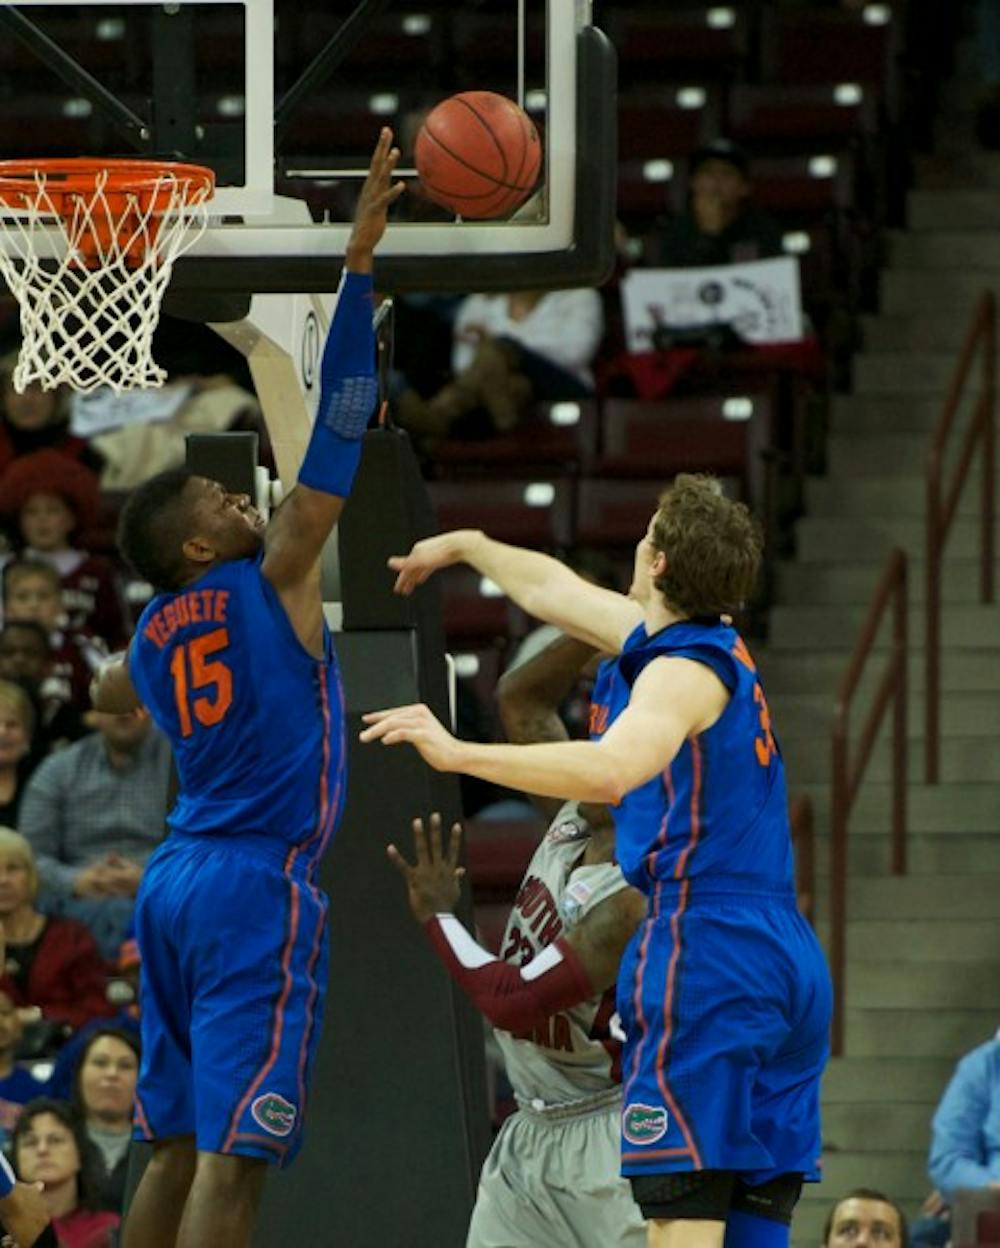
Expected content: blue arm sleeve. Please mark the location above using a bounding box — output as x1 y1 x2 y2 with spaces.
298 270 378 498
928 1043 1000 1198
0 1150 13 1197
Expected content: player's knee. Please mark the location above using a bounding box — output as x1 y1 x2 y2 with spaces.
630 1170 736 1223
194 1151 268 1198
147 1136 198 1185
730 1174 803 1226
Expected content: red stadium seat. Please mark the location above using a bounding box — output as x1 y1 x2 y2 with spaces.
617 159 684 231
728 83 878 155
608 7 750 88
751 153 857 224
594 395 772 513
617 86 723 162
430 400 599 477
438 566 531 646
575 478 667 548
760 8 900 115
428 479 574 549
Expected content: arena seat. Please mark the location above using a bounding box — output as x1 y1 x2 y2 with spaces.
428 479 575 549
617 159 683 234
616 85 723 162
279 92 405 157
759 8 900 115
607 7 750 88
438 566 531 646
575 478 669 548
595 395 772 512
450 11 546 76
751 153 857 223
429 400 599 477
728 83 878 156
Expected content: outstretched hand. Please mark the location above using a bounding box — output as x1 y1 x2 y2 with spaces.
387 813 465 923
360 703 465 772
347 127 405 262
387 530 480 596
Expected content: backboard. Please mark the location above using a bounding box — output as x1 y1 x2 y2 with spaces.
0 0 617 301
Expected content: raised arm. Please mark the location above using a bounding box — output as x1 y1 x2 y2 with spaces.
261 129 404 648
362 654 730 804
496 632 599 822
389 815 646 1033
389 530 642 654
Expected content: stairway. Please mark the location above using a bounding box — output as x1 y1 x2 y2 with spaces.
760 43 1000 1245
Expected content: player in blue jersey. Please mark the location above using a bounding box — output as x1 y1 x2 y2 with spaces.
362 474 832 1248
89 131 404 1248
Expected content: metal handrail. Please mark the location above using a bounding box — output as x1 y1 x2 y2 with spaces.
830 547 908 1056
926 291 996 783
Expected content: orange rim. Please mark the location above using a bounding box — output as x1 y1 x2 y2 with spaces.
0 157 215 210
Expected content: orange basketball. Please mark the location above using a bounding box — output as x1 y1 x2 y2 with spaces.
415 91 542 220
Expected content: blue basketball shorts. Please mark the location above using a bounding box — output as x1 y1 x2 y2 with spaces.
133 833 330 1167
616 884 831 1185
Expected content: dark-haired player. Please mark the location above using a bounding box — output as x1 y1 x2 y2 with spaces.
362 475 832 1248
90 130 404 1248
391 633 647 1246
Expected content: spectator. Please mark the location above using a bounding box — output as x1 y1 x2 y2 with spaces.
0 827 114 1041
657 139 785 269
0 450 130 650
71 1027 139 1214
0 353 101 480
823 1188 909 1248
11 1097 120 1248
0 991 46 1149
17 710 172 958
47 932 140 1102
905 1031 1000 1248
395 287 604 440
0 620 87 759
0 679 36 826
3 560 108 711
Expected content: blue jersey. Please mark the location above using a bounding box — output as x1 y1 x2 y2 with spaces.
129 552 345 860
589 619 793 896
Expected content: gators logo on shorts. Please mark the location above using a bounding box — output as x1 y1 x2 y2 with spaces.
622 1103 668 1146
251 1092 297 1138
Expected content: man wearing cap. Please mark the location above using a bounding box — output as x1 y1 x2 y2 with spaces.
658 139 784 269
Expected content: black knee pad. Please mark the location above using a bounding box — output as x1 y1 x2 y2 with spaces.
630 1170 736 1222
731 1173 804 1225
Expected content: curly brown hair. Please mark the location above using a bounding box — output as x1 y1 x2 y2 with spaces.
650 474 762 616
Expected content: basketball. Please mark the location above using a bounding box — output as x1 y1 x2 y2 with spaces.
415 91 542 220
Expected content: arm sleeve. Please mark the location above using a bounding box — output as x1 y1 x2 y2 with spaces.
424 913 594 1034
929 1047 1000 1198
16 758 78 900
297 271 377 497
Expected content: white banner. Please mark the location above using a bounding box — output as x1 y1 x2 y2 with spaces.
70 383 194 437
621 256 804 351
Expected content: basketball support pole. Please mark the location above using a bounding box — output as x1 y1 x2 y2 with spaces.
124 292 491 1246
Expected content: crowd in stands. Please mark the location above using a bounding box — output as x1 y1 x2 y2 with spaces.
0 1 990 1244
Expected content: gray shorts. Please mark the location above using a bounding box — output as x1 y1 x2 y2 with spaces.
466 1091 647 1248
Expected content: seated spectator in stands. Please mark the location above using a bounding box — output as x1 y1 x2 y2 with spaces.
3 560 108 711
47 931 140 1102
907 1029 1000 1248
657 139 785 269
0 679 36 826
17 709 172 958
0 991 46 1149
395 287 604 441
0 352 101 480
0 621 86 757
823 1188 908 1248
12 1098 120 1247
0 827 114 1044
71 1028 139 1214
0 450 130 649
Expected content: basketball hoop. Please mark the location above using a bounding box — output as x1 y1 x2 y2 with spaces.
0 158 215 394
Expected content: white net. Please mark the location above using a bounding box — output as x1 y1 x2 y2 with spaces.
0 165 213 394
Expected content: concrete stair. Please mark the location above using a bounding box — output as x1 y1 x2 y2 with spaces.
776 83 1000 1247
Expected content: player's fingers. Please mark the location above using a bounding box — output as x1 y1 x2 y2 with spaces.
428 812 444 862
386 844 412 875
412 817 429 867
447 821 463 867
